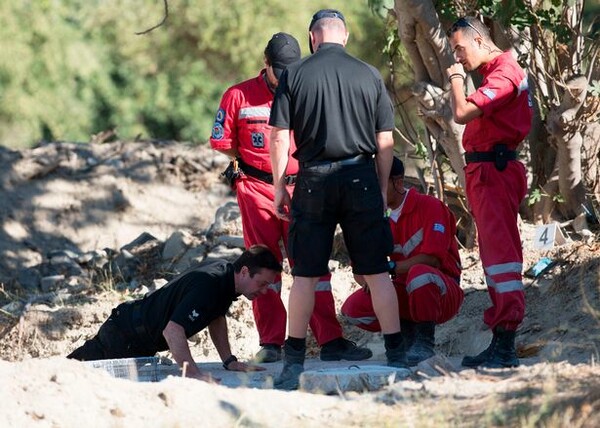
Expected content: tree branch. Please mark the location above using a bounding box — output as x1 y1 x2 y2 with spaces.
135 0 169 35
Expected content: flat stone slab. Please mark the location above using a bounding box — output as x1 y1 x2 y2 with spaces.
84 358 416 392
300 365 411 394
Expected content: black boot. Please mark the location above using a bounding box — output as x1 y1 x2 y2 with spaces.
274 341 305 390
400 319 416 352
254 344 282 363
406 321 436 366
462 333 497 368
462 327 519 368
385 335 409 368
320 338 373 361
482 328 519 368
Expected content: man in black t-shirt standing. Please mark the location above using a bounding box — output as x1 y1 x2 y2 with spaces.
269 9 406 390
67 245 282 382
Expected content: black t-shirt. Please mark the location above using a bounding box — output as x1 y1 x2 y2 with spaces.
119 259 238 351
269 43 395 162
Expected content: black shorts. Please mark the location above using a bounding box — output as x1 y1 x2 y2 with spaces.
289 160 393 277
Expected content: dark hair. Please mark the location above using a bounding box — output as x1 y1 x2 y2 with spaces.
446 16 490 40
233 245 282 276
389 157 405 178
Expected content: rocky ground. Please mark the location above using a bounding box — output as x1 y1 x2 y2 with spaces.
0 140 599 427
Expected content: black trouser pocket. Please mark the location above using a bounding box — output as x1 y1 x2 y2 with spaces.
293 175 326 220
349 175 381 212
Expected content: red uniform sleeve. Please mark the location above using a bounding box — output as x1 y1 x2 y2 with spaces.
209 87 242 152
467 66 517 117
418 198 454 262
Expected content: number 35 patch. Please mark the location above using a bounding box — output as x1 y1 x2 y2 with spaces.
251 132 265 148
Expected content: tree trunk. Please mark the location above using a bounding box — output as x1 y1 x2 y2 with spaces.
544 76 589 231
393 0 476 247
393 0 466 190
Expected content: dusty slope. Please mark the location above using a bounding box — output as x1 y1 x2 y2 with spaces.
0 140 599 427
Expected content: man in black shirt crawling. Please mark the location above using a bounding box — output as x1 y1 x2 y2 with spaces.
67 245 282 382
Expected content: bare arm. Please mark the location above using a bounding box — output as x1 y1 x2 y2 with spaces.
375 130 394 208
207 316 233 362
392 254 441 275
269 126 292 221
356 254 440 292
208 316 265 372
446 63 482 124
163 321 215 382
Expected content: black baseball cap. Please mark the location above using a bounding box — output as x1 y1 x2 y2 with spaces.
390 157 405 178
265 32 301 80
308 9 346 54
309 9 346 30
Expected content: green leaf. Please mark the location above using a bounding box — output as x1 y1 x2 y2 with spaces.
589 80 600 97
528 188 543 206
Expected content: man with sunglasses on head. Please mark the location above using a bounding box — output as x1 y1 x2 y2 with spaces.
210 33 371 366
446 16 532 368
269 9 404 390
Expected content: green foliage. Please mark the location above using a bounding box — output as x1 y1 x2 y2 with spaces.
528 187 566 206
590 80 600 97
528 188 543 206
0 0 387 147
453 0 574 44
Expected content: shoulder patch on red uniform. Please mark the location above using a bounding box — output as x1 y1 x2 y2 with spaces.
482 88 496 100
215 108 226 124
212 123 224 140
433 223 445 233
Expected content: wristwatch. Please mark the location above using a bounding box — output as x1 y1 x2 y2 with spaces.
223 354 238 370
387 260 397 276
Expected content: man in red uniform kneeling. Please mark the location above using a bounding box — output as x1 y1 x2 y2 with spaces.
342 157 464 366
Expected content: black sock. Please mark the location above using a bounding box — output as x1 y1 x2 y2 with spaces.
383 331 403 349
286 336 306 351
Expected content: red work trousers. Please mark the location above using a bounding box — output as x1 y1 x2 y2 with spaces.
341 264 464 331
465 161 527 331
236 178 342 346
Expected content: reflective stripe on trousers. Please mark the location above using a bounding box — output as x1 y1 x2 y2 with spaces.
485 262 524 293
407 272 448 296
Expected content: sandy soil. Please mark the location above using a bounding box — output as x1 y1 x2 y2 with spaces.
0 141 599 427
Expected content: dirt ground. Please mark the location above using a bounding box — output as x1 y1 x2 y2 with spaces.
0 141 599 427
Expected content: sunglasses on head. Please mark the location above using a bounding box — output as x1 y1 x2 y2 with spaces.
447 17 482 38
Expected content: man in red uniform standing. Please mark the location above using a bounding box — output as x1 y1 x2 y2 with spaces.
210 32 371 364
446 17 532 368
342 157 464 366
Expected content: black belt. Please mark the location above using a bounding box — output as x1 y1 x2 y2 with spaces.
237 158 296 185
464 144 517 171
300 153 372 169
